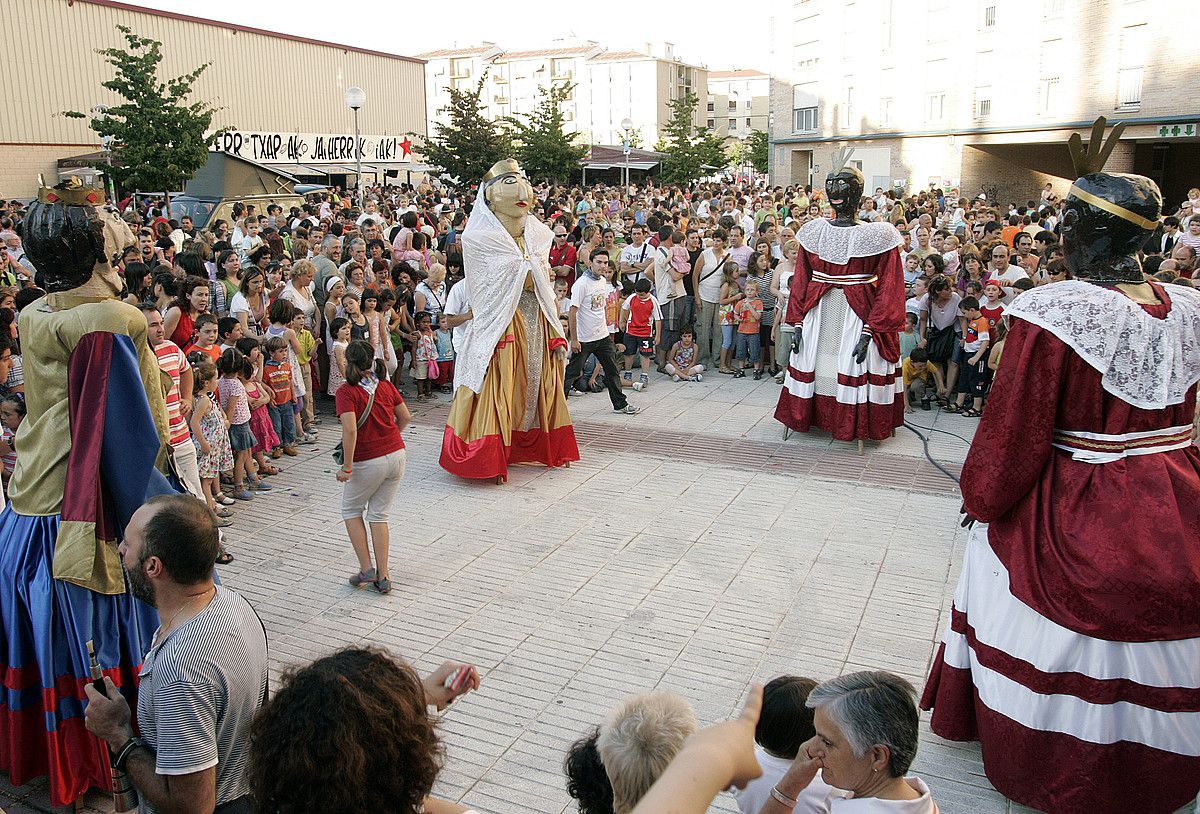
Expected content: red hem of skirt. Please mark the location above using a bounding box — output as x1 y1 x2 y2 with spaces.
439 424 580 479
923 655 1200 813
774 390 903 441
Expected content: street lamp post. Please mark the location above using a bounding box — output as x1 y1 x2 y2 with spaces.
345 86 366 209
620 117 633 188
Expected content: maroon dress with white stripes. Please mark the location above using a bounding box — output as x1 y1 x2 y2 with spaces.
921 281 1200 814
775 218 905 441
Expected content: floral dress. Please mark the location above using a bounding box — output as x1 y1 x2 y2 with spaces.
195 393 233 478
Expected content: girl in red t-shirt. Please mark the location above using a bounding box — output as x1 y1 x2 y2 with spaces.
335 340 411 595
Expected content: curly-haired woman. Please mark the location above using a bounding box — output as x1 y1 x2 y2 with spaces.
248 647 478 814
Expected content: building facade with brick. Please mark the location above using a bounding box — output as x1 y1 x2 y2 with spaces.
2 0 426 199
768 0 1198 207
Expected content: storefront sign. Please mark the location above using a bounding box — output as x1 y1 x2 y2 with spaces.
211 130 414 164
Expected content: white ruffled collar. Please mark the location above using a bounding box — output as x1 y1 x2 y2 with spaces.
1005 280 1200 409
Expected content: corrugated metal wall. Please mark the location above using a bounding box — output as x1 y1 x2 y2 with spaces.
3 0 426 145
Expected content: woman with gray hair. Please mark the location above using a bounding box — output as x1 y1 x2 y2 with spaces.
766 671 936 812
624 673 938 814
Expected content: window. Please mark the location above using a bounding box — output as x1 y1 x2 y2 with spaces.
745 100 752 109
842 86 854 128
973 86 992 119
450 58 471 78
1043 0 1066 14
1117 24 1147 109
1039 39 1063 115
707 101 714 111
746 117 752 127
926 92 946 122
1040 77 1061 114
708 118 716 129
983 5 997 27
880 97 894 127
550 58 572 80
793 106 818 132
729 117 738 130
729 100 738 110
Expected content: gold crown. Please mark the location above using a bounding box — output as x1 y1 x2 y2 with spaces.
482 159 522 183
38 176 104 206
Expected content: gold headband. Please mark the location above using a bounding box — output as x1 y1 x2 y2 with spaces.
1068 185 1159 231
38 176 104 206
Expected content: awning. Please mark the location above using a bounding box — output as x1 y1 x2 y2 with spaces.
584 161 659 171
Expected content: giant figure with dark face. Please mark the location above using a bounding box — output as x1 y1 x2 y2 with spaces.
0 180 172 807
774 150 906 441
921 120 1200 813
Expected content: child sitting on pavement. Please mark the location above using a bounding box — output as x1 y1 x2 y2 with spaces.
665 326 704 382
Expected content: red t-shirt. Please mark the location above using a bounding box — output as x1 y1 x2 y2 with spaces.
264 359 294 406
184 343 221 363
334 379 406 462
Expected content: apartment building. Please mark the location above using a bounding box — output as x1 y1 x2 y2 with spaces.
768 0 1198 206
419 42 707 149
707 70 771 145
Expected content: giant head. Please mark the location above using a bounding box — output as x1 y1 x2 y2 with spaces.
825 147 864 223
1060 118 1162 285
23 178 133 294
481 158 536 221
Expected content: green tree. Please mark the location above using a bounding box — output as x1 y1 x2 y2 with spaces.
505 82 587 185
747 129 769 173
416 74 512 185
655 91 725 184
65 26 220 202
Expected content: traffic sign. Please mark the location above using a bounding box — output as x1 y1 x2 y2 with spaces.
1156 123 1196 138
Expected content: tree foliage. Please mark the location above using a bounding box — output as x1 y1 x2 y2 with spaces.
417 74 512 185
747 129 770 173
505 82 587 185
65 26 219 199
655 91 725 184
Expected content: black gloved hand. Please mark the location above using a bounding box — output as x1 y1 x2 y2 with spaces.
959 503 977 530
853 333 871 364
790 326 803 355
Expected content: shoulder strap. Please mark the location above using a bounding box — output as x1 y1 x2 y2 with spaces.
357 388 376 429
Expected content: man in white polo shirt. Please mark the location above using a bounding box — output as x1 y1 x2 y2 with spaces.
563 250 641 415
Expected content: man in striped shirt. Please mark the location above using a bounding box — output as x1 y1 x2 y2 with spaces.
85 495 267 814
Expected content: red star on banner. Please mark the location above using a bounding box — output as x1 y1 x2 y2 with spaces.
399 137 413 158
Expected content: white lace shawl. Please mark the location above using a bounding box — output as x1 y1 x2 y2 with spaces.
1005 280 1200 410
453 199 562 394
796 218 903 265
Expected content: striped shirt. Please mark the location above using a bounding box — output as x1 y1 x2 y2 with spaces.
153 341 191 446
136 586 268 813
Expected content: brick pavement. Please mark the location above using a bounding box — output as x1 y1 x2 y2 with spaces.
2 374 1193 814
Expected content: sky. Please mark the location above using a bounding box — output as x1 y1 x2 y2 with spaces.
131 0 780 75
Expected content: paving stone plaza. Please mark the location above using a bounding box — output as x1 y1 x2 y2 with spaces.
1 377 1194 814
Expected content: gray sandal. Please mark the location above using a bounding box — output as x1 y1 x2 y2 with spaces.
373 576 392 595
349 567 377 588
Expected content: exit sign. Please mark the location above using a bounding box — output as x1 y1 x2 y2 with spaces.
1157 123 1197 138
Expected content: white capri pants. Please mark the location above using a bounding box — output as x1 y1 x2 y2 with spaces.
341 448 406 523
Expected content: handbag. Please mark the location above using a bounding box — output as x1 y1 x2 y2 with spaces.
331 387 376 467
926 323 957 364
427 357 440 380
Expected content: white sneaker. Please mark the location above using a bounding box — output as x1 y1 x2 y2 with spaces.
632 381 644 392
614 404 642 415
672 374 681 382
692 374 703 382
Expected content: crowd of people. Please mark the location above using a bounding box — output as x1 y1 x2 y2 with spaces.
2 173 1199 814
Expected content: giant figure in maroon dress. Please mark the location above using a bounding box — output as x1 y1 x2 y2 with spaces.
921 119 1200 814
775 156 905 441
